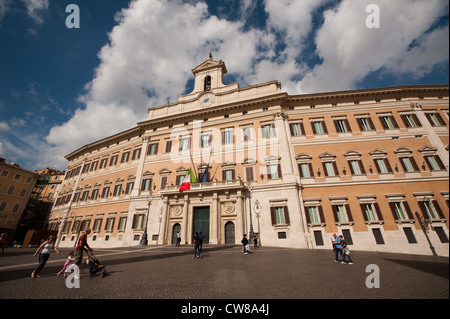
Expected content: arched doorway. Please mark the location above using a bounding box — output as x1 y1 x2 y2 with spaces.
172 223 181 245
225 221 235 244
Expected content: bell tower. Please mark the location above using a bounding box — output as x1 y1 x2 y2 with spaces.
189 55 228 95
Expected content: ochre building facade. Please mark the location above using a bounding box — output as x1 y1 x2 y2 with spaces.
48 59 449 256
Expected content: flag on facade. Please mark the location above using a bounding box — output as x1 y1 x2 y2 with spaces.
179 168 197 193
199 166 209 183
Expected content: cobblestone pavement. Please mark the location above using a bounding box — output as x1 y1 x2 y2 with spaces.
0 245 448 315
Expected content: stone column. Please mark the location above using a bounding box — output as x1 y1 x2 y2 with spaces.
182 194 189 244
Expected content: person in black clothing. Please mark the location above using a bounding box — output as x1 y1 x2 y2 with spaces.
241 234 249 254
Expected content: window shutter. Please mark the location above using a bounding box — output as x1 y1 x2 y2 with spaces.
403 201 413 219
388 202 398 220
246 167 254 182
345 119 351 132
305 207 312 224
345 204 353 222
284 206 290 225
318 205 325 224
360 204 369 221
373 202 382 221
332 162 339 176
322 122 328 134
384 158 393 173
270 207 276 225
271 123 276 137
277 164 282 178
390 116 399 129
432 200 445 219
332 205 339 223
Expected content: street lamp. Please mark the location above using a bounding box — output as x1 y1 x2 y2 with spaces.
415 210 437 256
254 199 262 247
140 193 152 245
247 183 254 245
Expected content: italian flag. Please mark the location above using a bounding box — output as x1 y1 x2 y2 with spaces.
179 168 197 193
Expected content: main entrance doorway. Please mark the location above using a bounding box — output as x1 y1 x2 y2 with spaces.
172 223 181 244
192 206 210 244
225 221 235 244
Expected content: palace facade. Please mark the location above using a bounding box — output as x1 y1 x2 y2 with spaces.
48 58 449 256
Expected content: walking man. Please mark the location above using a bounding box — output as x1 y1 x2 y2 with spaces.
332 233 343 262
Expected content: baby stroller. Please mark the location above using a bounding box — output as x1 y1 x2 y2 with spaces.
87 251 107 278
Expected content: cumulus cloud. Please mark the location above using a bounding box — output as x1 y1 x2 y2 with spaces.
38 0 448 170
297 0 449 93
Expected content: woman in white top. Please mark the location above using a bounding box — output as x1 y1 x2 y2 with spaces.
31 235 60 278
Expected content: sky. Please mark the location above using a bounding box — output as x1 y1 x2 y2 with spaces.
0 0 448 172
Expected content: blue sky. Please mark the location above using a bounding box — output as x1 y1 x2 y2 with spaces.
0 0 448 172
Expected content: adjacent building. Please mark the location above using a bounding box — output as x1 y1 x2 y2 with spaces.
48 58 449 256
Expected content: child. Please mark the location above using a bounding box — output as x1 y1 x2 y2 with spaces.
57 251 75 277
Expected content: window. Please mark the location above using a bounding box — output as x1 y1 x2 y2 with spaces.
333 118 351 133
348 160 365 175
425 112 446 127
242 127 253 142
113 184 122 196
333 204 349 223
270 206 290 225
299 163 313 178
93 218 103 232
101 186 110 199
261 123 276 138
141 178 152 191
267 164 281 179
424 155 445 171
125 182 134 194
369 150 393 174
200 133 212 148
222 169 235 181
120 150 130 163
386 196 413 222
179 137 190 151
160 176 168 189
379 114 399 130
245 166 254 182
222 129 234 145
90 160 99 171
91 188 99 200
416 198 445 221
400 113 421 128
330 199 353 225
323 162 339 177
109 154 118 166
81 190 89 201
307 206 321 224
99 156 109 169
394 147 419 172
147 142 158 155
204 75 211 91
132 214 145 230
164 140 173 153
311 120 327 135
359 201 382 223
105 216 116 232
132 148 141 160
289 122 305 136
118 215 127 231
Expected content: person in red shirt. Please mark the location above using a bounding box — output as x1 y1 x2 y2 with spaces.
74 228 92 266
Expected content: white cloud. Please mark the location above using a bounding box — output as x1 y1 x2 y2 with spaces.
297 0 449 93
21 0 48 24
39 0 448 170
0 121 10 131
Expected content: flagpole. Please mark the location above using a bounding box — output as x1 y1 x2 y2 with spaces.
190 151 198 181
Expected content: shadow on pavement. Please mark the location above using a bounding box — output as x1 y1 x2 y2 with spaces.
384 258 449 279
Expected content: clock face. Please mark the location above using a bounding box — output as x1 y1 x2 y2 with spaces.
199 93 215 106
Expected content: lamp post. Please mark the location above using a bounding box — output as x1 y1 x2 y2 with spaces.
254 199 261 247
140 193 152 245
247 183 254 245
415 211 438 256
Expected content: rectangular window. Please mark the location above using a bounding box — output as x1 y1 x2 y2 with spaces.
160 176 168 189
419 201 437 219
91 189 99 200
125 182 134 194
222 129 234 144
334 119 351 133
99 157 109 169
312 121 326 135
426 112 445 127
222 169 235 181
105 217 115 231
299 163 312 178
323 162 338 177
424 155 445 171
374 158 392 174
372 228 385 245
179 137 190 151
400 157 416 172
275 207 285 224
380 115 398 130
93 218 102 232
242 127 253 141
289 123 304 136
118 216 127 231
132 214 145 230
113 184 122 196
308 206 320 223
164 140 173 153
362 203 377 221
109 154 118 166
201 133 212 148
101 186 110 199
335 205 347 222
245 166 254 182
270 206 290 226
403 227 417 244
401 114 421 128
132 148 141 160
267 164 281 179
392 202 407 220
141 178 152 191
349 160 362 175
261 124 276 138
147 143 158 155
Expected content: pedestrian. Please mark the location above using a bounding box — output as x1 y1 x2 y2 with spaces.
192 232 201 258
332 233 343 263
253 234 258 248
340 235 353 264
31 235 60 278
241 234 249 254
57 251 75 277
176 231 181 246
198 232 204 251
74 228 92 266
0 233 6 256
